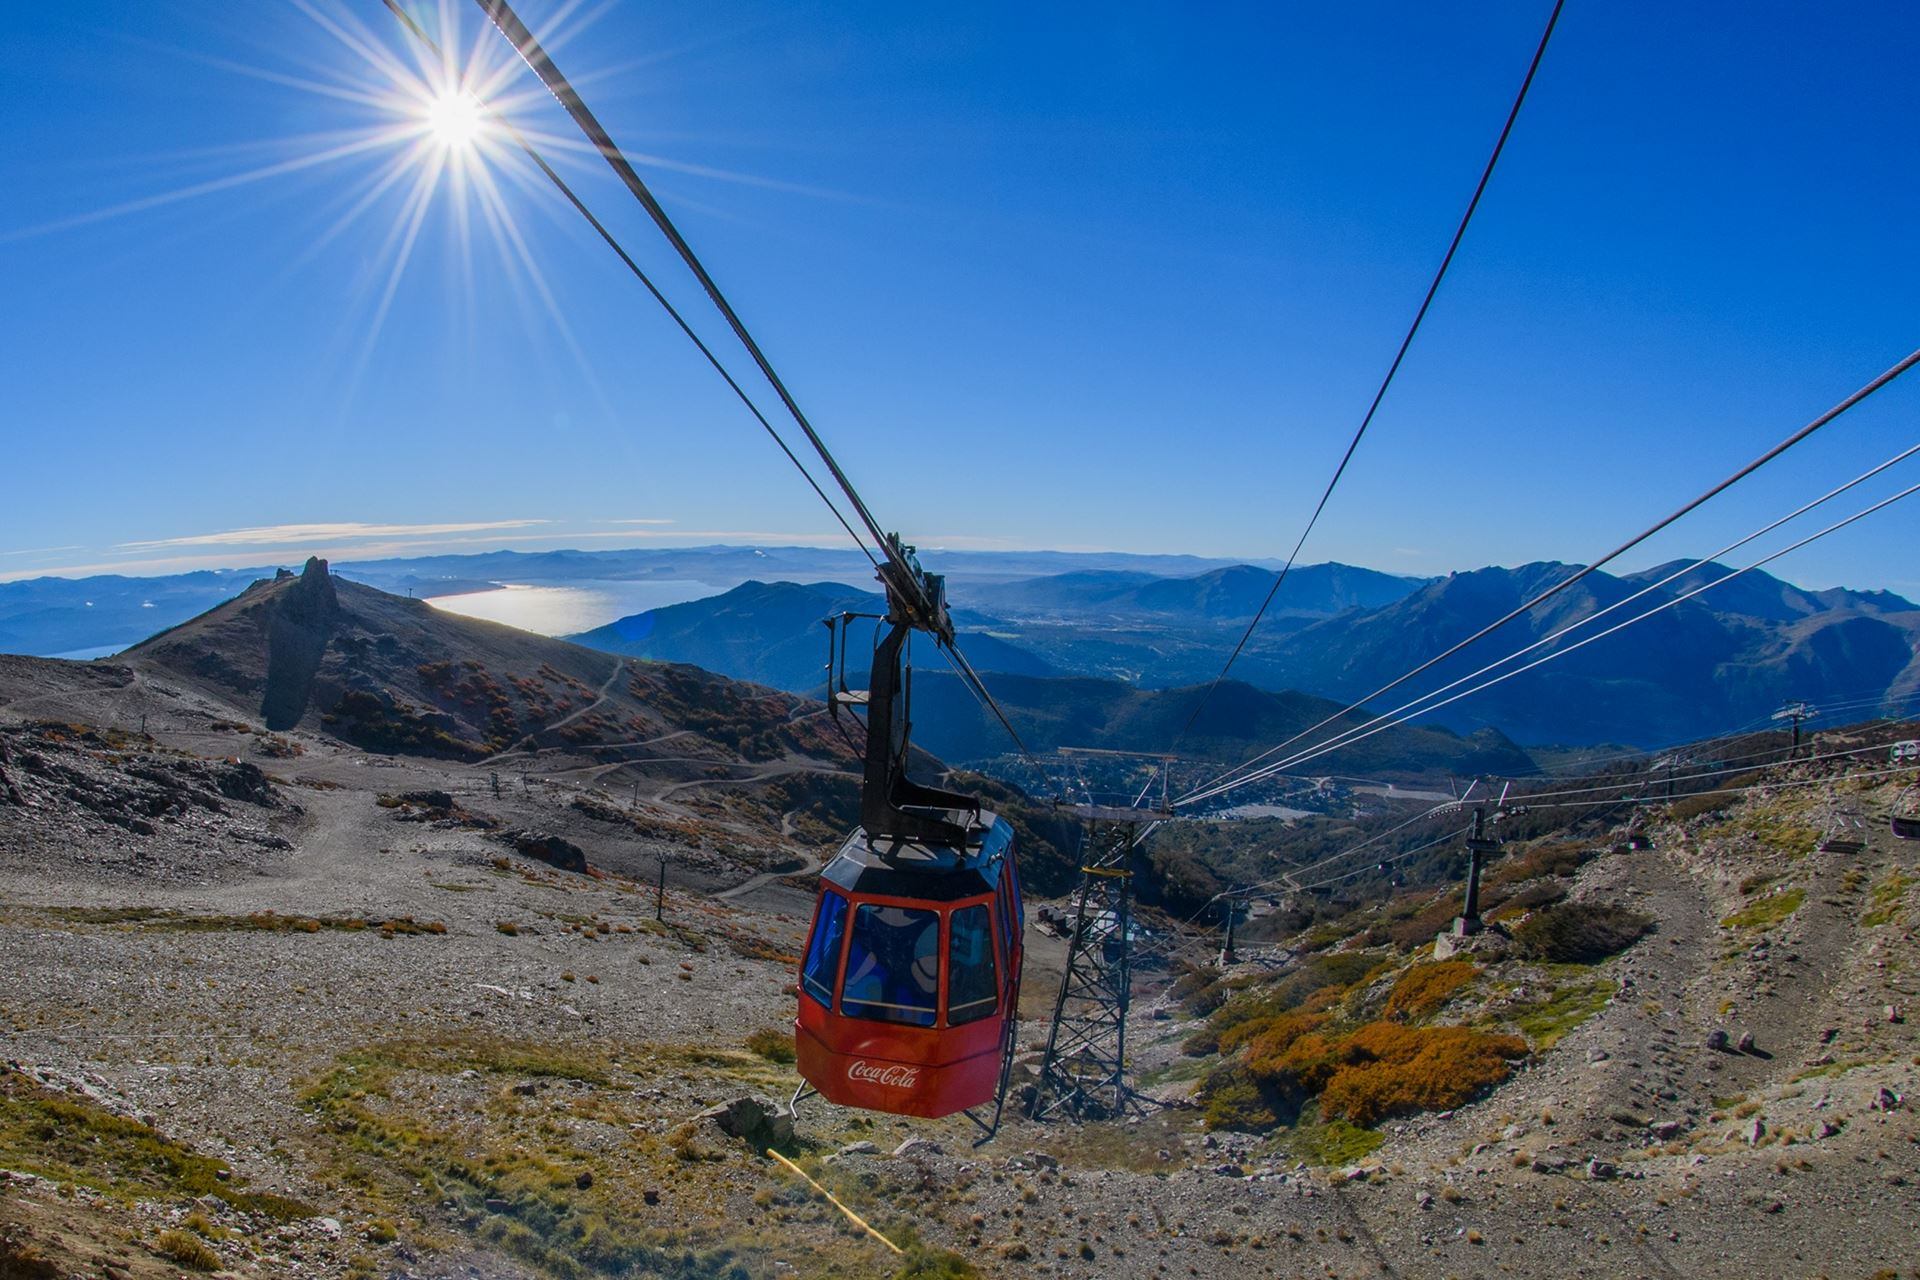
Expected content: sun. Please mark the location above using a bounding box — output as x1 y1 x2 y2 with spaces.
423 87 485 151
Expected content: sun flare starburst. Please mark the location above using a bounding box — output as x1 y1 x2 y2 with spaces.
423 86 486 152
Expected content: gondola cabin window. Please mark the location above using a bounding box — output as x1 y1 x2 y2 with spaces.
841 904 940 1026
801 891 848 1008
946 905 999 1025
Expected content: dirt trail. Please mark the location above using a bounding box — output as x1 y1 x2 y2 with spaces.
480 654 630 763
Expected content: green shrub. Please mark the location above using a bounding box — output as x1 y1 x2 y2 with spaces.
1721 888 1805 930
1486 879 1567 921
1197 1064 1280 1132
1511 901 1652 963
1507 979 1616 1049
155 1230 221 1271
744 1029 796 1064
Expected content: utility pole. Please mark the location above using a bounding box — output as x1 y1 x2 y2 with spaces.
655 857 667 922
1452 806 1498 937
1218 892 1241 967
1773 702 1816 760
1649 755 1678 801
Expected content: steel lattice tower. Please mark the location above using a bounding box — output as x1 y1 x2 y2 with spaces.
1030 821 1149 1120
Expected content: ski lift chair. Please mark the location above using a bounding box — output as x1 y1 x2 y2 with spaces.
1817 791 1867 855
1891 783 1920 841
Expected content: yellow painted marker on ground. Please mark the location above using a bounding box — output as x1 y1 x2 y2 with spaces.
766 1149 904 1254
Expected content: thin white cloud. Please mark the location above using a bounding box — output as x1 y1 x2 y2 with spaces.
604 518 675 525
0 544 85 558
0 530 850 583
118 520 549 550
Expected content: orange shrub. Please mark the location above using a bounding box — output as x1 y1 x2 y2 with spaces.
1383 960 1478 1022
1249 1029 1350 1099
1234 1009 1327 1066
1316 1023 1527 1126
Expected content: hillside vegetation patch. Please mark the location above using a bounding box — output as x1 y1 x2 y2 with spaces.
1502 978 1617 1050
0 1068 314 1220
1511 901 1652 963
1384 961 1479 1022
1721 887 1806 930
1862 871 1911 927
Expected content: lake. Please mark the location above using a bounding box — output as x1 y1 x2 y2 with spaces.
425 580 719 636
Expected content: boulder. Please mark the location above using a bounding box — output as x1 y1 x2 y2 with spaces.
507 830 588 874
1735 1031 1756 1053
693 1095 794 1148
1704 1029 1729 1052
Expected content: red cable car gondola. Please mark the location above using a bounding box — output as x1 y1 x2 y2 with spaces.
792 544 1024 1139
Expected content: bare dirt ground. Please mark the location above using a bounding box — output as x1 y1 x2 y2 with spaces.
2 657 1916 1279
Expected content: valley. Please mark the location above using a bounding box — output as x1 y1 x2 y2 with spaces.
1 564 1915 1279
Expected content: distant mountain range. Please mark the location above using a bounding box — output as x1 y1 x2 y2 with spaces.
572 580 1057 693
7 546 1916 752
563 560 1920 750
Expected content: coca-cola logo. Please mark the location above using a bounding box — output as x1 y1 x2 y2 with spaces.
847 1060 920 1089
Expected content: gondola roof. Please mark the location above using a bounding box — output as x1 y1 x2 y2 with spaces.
821 811 1013 902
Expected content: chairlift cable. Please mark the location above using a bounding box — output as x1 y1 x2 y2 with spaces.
1170 0 1567 746
1179 477 1920 805
1178 440 1920 805
461 0 1036 760
378 1 878 569
1514 760 1920 814
472 0 889 571
1177 347 1920 808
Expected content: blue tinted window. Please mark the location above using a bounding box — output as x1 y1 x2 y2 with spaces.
801 891 848 1008
946 905 998 1025
840 904 939 1026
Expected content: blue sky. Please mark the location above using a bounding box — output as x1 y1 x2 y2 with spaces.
3 1 1917 590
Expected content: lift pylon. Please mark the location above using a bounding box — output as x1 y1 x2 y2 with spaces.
1029 817 1155 1121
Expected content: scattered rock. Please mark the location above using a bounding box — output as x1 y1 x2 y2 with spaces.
1586 1158 1617 1180
1815 1120 1841 1139
1735 1031 1756 1053
1743 1119 1765 1146
892 1137 941 1158
837 1141 878 1157
1870 1088 1902 1112
1705 1029 1729 1052
1586 1047 1611 1064
317 1218 343 1238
